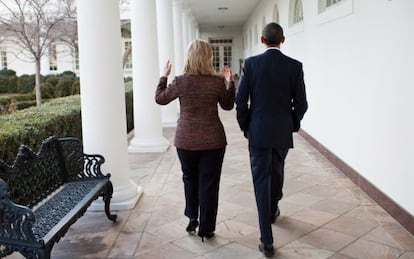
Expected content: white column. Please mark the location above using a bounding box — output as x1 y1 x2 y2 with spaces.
188 15 195 42
181 8 190 55
173 0 184 74
77 0 141 210
195 25 200 39
156 0 178 127
129 0 169 152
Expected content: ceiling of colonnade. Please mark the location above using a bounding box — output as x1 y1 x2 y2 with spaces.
185 0 261 30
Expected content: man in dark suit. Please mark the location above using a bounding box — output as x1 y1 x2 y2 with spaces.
235 22 308 257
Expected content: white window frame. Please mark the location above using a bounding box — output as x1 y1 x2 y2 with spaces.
1 49 7 70
209 38 233 72
124 41 132 70
262 16 266 30
273 4 280 23
287 0 304 36
289 0 304 26
318 0 353 25
49 42 58 71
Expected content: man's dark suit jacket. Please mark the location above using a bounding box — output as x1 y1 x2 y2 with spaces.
236 48 308 149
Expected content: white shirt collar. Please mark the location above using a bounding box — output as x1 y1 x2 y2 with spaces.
266 47 280 52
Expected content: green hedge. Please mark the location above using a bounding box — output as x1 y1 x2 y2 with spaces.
125 81 134 133
0 69 18 93
0 95 81 163
0 84 134 163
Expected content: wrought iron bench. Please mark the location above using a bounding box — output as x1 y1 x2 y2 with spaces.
0 136 117 259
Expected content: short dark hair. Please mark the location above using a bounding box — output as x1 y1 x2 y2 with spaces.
262 22 284 46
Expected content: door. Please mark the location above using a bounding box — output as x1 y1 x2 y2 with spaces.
209 38 232 72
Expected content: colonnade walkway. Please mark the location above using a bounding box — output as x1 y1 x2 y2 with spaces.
10 110 414 258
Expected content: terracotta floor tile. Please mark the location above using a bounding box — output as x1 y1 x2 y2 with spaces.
203 242 262 259
273 217 319 248
300 228 357 252
310 198 359 216
324 214 378 238
340 238 404 259
398 251 414 259
277 241 334 258
172 234 230 256
215 219 258 241
290 208 339 227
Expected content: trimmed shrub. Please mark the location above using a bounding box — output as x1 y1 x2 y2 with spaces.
14 93 35 102
15 100 36 110
55 78 74 97
125 81 134 133
72 80 80 95
44 74 60 87
0 83 134 163
60 70 77 79
0 77 8 93
0 69 17 93
16 74 33 94
41 82 55 99
0 95 82 163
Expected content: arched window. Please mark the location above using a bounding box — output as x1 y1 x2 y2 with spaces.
0 48 7 70
293 0 303 24
327 0 343 7
262 16 266 29
318 0 344 13
289 0 303 26
249 28 252 48
273 4 280 23
255 24 258 44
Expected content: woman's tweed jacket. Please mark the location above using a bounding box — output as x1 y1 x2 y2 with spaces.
156 74 235 150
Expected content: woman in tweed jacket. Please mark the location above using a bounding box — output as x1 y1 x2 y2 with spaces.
155 39 235 241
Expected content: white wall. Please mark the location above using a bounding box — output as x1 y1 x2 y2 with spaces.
243 0 414 214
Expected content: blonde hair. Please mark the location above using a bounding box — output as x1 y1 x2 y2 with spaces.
183 39 217 76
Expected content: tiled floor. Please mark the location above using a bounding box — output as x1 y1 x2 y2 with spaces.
7 110 414 258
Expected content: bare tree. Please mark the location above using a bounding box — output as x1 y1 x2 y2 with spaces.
0 0 76 106
55 18 78 61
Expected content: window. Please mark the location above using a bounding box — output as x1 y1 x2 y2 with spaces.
209 38 232 71
124 41 132 69
293 0 304 24
319 0 346 13
273 4 280 23
74 49 79 70
327 0 343 8
262 16 266 29
1 49 7 70
255 24 258 44
317 0 353 24
49 43 57 71
249 29 252 48
289 0 304 26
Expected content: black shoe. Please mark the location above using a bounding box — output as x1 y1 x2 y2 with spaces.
259 243 275 257
198 231 214 242
186 219 199 232
271 206 280 224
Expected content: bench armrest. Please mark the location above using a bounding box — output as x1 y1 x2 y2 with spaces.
0 179 38 247
82 154 110 179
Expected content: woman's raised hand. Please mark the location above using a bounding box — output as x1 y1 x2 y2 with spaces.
163 60 172 77
222 66 233 82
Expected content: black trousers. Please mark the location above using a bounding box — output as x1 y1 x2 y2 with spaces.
176 147 225 234
249 145 288 245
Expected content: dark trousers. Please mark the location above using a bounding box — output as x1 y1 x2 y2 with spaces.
176 147 225 234
249 145 288 245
